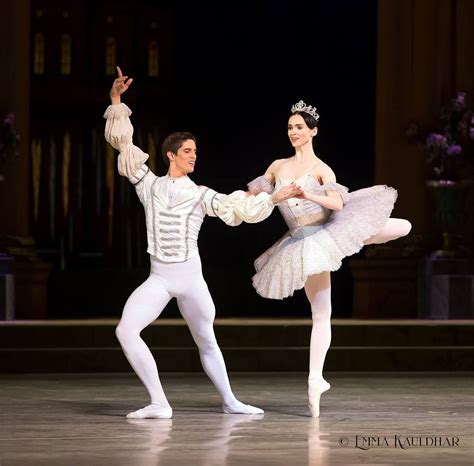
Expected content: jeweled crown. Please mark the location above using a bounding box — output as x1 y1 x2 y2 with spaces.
291 100 320 121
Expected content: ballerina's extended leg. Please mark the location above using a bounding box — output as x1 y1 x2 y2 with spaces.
363 218 412 245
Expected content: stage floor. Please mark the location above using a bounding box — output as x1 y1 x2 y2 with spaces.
0 373 473 465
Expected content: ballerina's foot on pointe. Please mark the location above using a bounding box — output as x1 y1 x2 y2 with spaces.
126 404 173 419
308 378 331 418
222 399 264 415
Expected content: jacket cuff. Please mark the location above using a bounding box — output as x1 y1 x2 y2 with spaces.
103 103 132 119
130 165 149 185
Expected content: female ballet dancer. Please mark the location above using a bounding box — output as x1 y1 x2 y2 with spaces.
247 100 412 417
104 68 302 419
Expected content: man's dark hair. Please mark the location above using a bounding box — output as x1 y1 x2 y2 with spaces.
161 132 197 167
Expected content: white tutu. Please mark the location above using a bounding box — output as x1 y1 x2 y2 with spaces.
252 176 397 299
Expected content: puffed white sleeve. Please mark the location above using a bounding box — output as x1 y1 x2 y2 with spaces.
203 188 275 226
103 103 156 203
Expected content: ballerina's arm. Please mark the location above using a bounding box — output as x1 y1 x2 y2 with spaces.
246 159 285 196
296 165 344 211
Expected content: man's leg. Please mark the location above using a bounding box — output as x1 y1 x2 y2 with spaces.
116 272 173 418
177 265 264 414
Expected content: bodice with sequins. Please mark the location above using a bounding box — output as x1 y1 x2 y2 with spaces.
275 173 331 231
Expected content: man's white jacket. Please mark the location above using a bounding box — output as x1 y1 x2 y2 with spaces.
104 103 275 262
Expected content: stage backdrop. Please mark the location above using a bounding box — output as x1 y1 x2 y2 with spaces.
8 0 379 318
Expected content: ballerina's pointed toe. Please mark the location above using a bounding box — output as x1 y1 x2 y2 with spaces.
308 379 331 417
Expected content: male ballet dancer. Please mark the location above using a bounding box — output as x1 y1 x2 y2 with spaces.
104 67 301 418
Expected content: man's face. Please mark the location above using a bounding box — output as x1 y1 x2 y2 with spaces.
169 139 197 174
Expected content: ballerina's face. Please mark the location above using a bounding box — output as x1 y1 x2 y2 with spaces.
288 114 317 148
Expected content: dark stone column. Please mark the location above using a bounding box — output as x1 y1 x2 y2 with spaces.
0 1 52 320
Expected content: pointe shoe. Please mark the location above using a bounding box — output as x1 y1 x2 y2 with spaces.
222 401 264 415
126 404 173 419
308 379 331 417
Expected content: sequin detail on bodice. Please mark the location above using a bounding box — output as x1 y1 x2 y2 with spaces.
275 174 330 233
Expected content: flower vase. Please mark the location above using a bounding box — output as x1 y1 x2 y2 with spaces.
426 180 471 257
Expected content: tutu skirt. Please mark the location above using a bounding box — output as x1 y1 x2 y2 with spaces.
252 185 397 299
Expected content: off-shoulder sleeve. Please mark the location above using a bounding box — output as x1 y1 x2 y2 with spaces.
103 103 156 202
317 182 350 204
203 189 274 226
247 175 274 194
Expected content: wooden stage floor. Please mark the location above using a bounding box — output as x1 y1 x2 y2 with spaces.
0 372 472 465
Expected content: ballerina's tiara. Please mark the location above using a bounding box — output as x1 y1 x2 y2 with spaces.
291 100 320 121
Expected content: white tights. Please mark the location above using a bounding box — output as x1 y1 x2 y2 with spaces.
363 218 412 246
116 255 261 415
305 272 332 385
304 217 412 415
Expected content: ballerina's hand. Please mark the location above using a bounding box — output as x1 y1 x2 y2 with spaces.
295 189 310 200
110 66 133 97
271 182 304 204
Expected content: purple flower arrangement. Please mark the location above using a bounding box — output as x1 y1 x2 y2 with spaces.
408 92 474 180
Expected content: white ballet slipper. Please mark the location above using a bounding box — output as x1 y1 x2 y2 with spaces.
222 400 264 415
126 404 173 419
